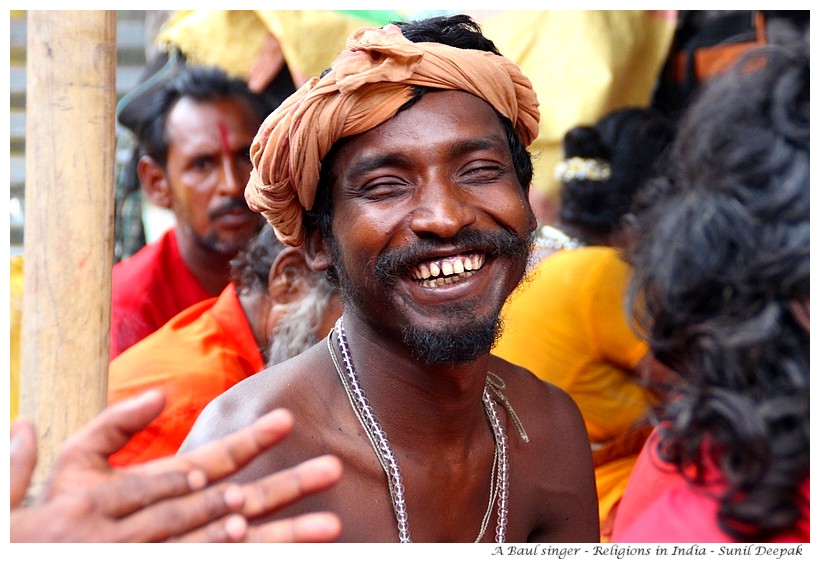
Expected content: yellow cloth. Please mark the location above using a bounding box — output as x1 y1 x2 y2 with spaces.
156 10 403 85
10 256 23 421
255 11 403 85
468 10 676 202
245 23 540 248
493 246 654 534
157 11 272 80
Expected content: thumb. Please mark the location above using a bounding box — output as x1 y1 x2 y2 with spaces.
9 418 38 508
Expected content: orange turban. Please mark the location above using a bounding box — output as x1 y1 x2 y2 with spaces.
246 23 540 248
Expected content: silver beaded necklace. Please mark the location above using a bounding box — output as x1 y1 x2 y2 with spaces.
327 316 510 543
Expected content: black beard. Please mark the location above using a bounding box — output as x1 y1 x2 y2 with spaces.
192 230 247 256
185 221 262 257
329 227 531 365
400 300 506 365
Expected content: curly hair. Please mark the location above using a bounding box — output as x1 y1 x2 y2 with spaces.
627 25 809 541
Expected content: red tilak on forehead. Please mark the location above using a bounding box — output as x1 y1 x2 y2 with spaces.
218 122 231 153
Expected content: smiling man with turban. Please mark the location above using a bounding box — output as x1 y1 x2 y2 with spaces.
182 14 599 544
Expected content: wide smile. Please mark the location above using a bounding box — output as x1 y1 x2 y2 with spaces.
409 253 485 288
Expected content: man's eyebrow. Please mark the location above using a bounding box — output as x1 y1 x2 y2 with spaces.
344 153 411 179
342 134 510 179
449 135 509 157
359 135 507 165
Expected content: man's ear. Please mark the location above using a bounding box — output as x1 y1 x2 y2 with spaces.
303 225 331 273
268 247 314 304
137 155 172 209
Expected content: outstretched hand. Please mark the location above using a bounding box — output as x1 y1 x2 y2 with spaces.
10 388 342 542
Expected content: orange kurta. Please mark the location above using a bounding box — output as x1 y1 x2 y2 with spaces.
494 246 654 537
108 283 264 466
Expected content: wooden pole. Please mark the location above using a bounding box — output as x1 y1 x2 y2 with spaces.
22 10 117 486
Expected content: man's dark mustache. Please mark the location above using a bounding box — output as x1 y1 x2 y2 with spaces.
209 198 252 220
375 228 531 283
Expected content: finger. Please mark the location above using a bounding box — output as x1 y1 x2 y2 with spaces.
120 454 342 541
139 408 295 483
172 514 251 543
241 455 343 519
90 409 296 519
114 482 247 542
244 512 343 543
88 466 205 518
55 388 167 466
247 33 283 93
41 390 168 501
9 419 37 508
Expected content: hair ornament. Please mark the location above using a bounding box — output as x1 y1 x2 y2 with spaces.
554 157 612 183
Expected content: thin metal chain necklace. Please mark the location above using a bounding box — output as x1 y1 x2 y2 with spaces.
327 316 509 543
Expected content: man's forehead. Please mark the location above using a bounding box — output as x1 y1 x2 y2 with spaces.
168 95 258 124
166 98 258 142
334 91 507 158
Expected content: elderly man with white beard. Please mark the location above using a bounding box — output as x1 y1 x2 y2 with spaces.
107 226 342 466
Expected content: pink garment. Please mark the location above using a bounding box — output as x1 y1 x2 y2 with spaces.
612 428 809 542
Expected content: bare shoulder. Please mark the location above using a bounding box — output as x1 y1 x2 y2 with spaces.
489 354 600 541
180 342 334 452
489 354 584 431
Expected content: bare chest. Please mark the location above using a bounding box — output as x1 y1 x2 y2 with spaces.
290 424 539 543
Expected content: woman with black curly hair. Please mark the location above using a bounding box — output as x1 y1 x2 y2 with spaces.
612 20 809 542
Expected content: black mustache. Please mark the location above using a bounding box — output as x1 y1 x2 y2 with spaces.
375 228 530 282
209 198 251 220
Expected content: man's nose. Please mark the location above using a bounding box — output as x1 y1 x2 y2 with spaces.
217 156 243 197
408 178 477 239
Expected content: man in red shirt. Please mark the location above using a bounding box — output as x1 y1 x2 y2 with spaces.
111 65 275 359
108 227 342 465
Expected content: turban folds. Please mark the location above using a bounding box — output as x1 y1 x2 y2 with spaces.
246 24 540 248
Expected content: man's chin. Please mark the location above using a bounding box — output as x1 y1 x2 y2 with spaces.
197 231 258 256
401 315 501 365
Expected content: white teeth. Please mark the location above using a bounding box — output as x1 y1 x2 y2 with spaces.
410 253 485 284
